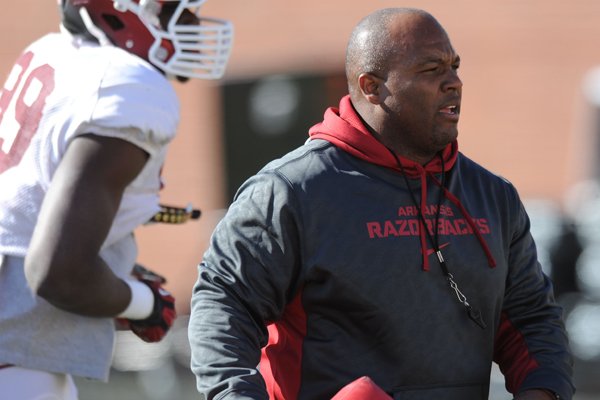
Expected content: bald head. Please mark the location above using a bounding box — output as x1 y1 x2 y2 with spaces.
345 8 448 99
343 8 461 164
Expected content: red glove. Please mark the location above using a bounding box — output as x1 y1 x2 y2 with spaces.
127 279 176 342
331 376 392 400
118 264 176 343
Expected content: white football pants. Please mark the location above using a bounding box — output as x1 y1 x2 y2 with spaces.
0 365 78 400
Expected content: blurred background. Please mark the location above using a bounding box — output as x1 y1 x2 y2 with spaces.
2 0 600 398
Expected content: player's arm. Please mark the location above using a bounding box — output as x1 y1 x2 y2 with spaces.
24 133 148 317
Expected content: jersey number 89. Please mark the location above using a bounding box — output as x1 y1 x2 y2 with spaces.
0 51 55 174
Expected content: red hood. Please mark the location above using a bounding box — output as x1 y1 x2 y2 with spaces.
308 95 458 178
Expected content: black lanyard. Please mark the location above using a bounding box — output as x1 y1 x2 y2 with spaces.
389 149 486 330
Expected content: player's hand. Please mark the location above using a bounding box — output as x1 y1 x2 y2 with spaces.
119 264 176 343
128 278 176 342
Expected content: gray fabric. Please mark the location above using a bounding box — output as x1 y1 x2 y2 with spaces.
0 255 114 381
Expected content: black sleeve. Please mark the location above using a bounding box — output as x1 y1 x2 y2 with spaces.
494 195 575 400
188 171 302 399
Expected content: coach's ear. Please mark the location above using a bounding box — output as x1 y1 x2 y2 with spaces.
358 72 384 105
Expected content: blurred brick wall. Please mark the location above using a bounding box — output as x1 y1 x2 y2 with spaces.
3 0 600 310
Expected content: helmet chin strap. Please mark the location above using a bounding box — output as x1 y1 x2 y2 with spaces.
78 7 112 46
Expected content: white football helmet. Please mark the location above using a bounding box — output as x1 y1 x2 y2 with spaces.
59 0 234 80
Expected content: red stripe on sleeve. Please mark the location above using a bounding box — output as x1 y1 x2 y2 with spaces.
260 292 307 400
493 311 539 392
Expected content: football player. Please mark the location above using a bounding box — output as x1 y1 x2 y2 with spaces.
0 1 233 398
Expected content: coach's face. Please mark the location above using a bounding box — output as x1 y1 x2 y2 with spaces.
378 14 462 164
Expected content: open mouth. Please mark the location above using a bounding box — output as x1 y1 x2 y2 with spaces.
439 105 459 115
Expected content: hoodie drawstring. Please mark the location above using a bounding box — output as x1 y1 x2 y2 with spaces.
389 149 490 330
418 170 430 270
429 174 497 268
310 96 490 329
387 150 496 271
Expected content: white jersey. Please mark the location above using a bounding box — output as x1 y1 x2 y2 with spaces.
0 31 179 381
0 31 179 275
